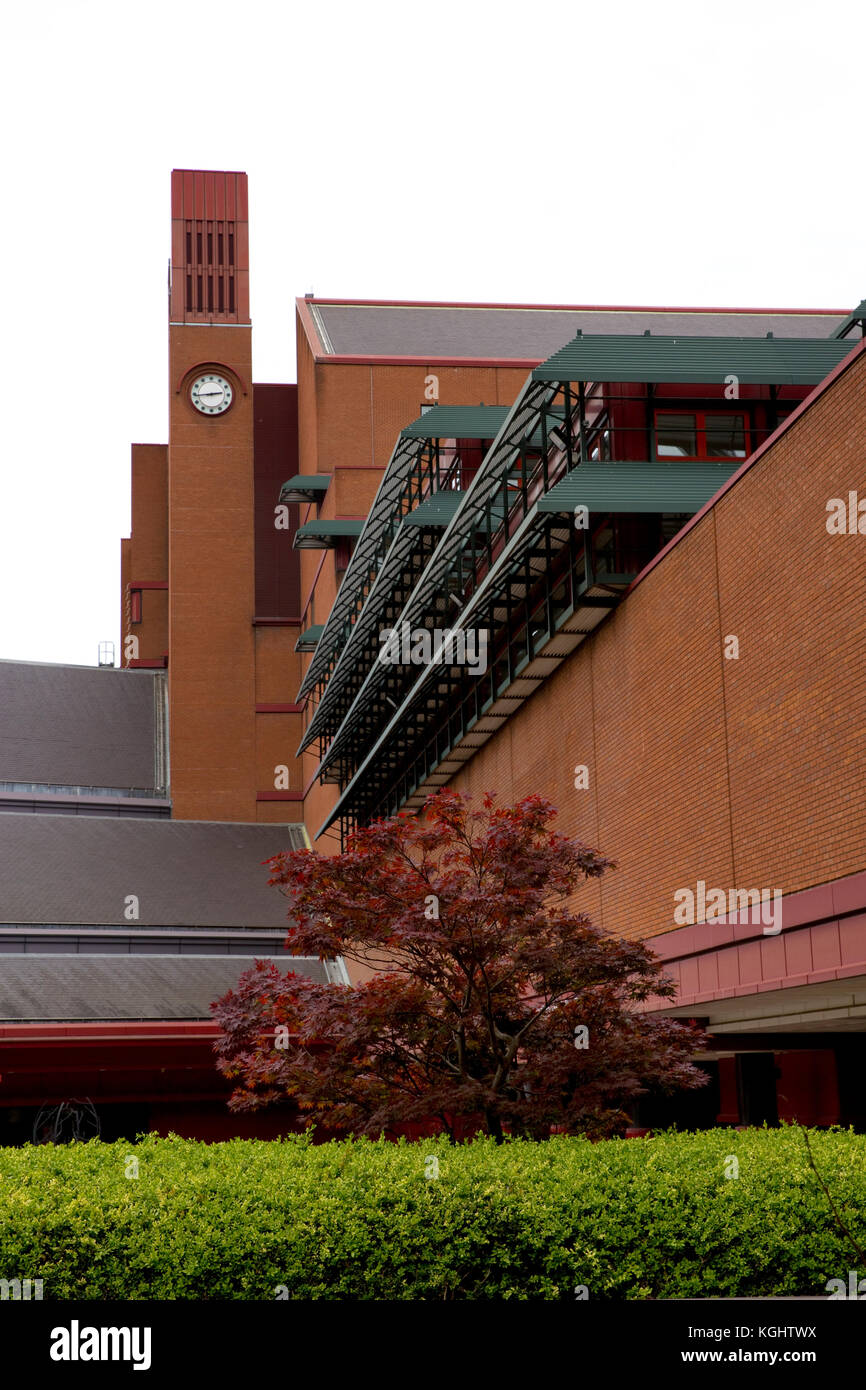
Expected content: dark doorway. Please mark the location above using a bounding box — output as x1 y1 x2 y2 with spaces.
632 1061 720 1131
737 1053 779 1127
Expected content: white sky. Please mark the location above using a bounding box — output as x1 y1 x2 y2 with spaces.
1 0 863 666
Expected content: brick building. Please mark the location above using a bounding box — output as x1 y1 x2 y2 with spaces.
298 310 866 1129
5 165 860 1136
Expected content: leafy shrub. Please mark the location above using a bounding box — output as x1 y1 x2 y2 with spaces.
0 1127 863 1300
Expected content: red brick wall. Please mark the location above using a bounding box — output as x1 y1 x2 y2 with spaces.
450 348 866 942
122 444 168 663
168 321 256 822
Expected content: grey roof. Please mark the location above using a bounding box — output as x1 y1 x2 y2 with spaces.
0 955 328 1021
0 661 161 792
311 303 846 360
0 815 309 927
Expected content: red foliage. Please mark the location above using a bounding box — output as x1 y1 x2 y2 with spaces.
212 790 708 1140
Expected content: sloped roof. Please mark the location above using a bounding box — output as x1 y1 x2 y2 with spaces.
304 300 846 361
0 661 161 792
0 815 309 927
0 955 327 1021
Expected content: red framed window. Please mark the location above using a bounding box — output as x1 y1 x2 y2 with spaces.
654 410 749 461
129 589 143 624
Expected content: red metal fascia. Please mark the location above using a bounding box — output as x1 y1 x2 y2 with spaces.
0 1021 219 1044
638 872 866 1015
320 354 538 368
128 581 168 591
295 296 326 357
303 296 847 315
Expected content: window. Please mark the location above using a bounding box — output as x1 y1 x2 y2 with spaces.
655 411 748 460
130 589 142 625
588 415 611 461
334 538 353 574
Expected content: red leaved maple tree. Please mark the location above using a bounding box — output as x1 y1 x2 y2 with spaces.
212 790 707 1140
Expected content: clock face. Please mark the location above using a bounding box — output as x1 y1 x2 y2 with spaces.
190 373 233 415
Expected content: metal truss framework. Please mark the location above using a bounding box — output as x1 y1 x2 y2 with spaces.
294 330 860 846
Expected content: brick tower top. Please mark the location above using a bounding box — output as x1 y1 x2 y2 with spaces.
169 169 249 325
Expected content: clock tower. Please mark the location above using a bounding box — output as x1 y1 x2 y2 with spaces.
167 169 257 820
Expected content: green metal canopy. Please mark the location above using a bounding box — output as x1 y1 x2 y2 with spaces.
532 334 856 385
280 475 331 504
400 405 510 440
537 462 737 515
294 625 324 652
293 519 365 549
832 300 866 340
401 491 466 527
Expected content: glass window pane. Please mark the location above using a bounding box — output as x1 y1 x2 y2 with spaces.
704 413 746 458
656 413 697 457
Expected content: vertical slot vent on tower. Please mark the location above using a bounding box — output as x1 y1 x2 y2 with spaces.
178 212 239 317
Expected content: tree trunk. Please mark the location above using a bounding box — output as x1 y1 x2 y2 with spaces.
485 1109 504 1144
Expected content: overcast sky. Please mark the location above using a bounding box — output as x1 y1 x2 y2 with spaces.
1 0 862 667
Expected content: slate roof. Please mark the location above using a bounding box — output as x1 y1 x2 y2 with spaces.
0 815 309 927
0 661 161 792
308 301 846 361
0 955 328 1021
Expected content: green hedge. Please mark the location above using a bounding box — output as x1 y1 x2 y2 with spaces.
0 1127 864 1299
